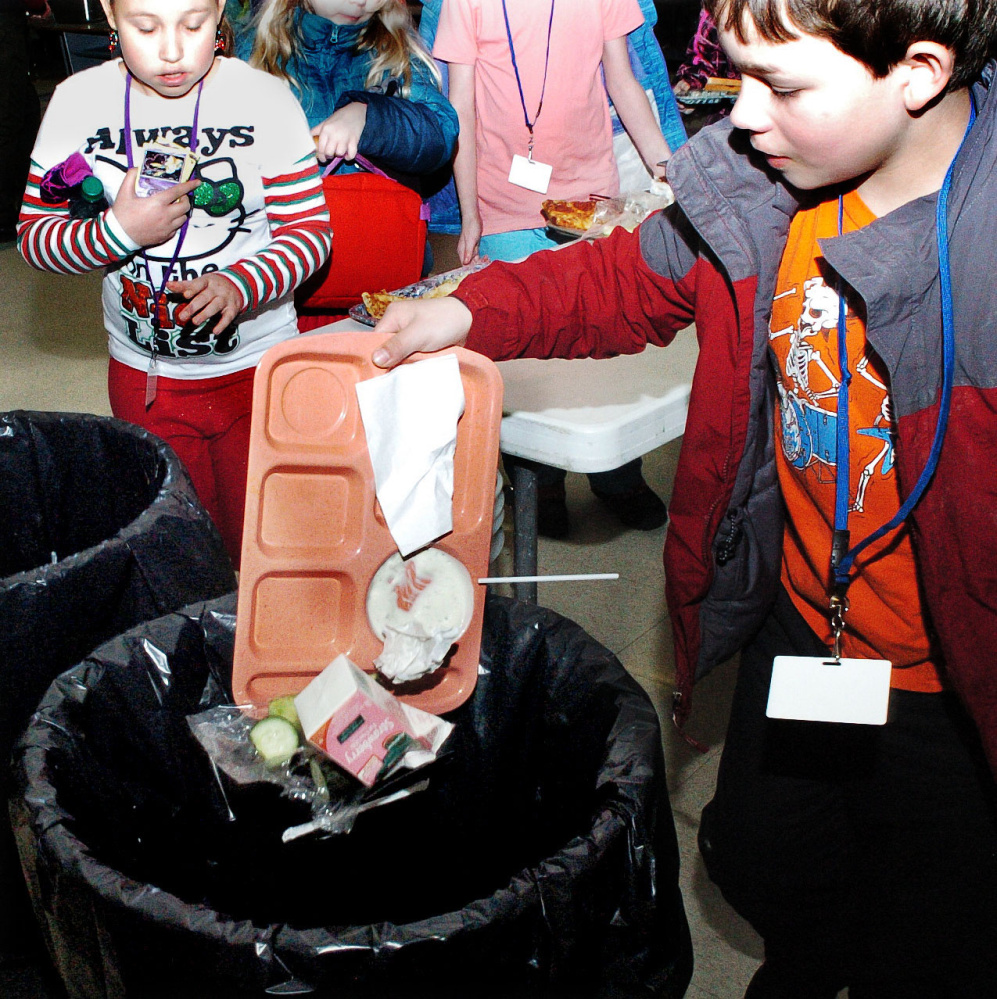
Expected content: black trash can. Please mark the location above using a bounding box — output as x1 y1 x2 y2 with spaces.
0 411 237 966
12 593 693 999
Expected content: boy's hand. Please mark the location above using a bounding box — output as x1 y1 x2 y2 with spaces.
312 103 368 163
111 169 200 248
371 297 473 369
167 273 244 334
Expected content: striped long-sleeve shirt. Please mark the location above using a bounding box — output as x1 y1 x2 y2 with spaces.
19 155 331 313
18 57 333 379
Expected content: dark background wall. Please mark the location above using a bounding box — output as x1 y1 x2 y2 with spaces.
653 0 703 66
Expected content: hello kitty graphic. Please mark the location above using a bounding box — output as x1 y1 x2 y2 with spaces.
93 138 260 359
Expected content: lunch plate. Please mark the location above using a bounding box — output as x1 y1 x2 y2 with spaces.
232 331 503 715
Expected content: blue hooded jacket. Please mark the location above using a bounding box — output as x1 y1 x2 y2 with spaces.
233 7 459 176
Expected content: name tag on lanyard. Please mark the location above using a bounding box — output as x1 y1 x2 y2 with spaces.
508 154 553 193
767 655 892 725
764 97 974 732
502 0 555 195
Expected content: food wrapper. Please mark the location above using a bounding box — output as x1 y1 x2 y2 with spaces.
544 187 675 238
350 260 490 326
187 700 448 838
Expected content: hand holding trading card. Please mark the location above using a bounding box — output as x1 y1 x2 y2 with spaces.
111 169 200 248
134 141 198 198
167 273 244 334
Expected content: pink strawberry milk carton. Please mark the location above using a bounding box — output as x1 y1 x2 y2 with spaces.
293 654 428 786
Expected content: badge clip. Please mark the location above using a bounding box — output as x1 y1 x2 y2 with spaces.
828 585 849 663
144 350 159 409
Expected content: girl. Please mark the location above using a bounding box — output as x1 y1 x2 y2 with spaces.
233 0 458 179
429 0 674 538
18 0 332 568
673 6 739 118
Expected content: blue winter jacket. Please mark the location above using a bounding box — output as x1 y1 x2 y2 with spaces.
232 8 459 176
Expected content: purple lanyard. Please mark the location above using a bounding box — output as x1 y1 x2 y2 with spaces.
123 72 203 394
501 0 554 160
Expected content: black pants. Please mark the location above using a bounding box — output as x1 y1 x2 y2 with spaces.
699 589 997 998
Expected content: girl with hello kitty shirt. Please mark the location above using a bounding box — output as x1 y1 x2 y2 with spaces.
18 0 332 567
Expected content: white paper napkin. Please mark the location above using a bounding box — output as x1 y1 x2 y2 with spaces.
356 354 465 556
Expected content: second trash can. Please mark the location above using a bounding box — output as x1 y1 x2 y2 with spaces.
12 593 693 998
0 411 237 965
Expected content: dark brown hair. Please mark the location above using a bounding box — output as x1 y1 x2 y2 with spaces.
704 0 997 89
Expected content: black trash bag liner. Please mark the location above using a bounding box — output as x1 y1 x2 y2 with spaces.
0 411 237 962
12 593 693 998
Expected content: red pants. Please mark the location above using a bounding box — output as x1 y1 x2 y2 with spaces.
107 358 254 568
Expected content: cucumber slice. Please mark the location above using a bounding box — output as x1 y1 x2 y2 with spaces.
268 695 302 734
250 716 299 766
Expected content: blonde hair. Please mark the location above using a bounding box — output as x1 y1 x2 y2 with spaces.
248 0 442 96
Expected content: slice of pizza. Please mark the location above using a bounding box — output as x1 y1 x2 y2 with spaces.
541 199 598 232
362 278 462 321
361 290 407 320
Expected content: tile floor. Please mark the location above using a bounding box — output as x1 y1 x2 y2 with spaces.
0 232 765 998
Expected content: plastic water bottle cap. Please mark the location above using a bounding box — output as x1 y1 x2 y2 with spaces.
80 174 104 203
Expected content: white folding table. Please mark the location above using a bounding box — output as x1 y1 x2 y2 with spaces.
497 325 698 600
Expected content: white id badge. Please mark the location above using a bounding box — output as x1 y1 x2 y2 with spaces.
508 154 553 194
766 656 892 725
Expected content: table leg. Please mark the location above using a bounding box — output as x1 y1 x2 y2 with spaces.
511 463 538 603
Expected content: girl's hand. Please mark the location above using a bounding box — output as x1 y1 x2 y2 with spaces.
672 80 696 116
457 213 483 266
167 273 244 334
311 103 368 163
111 169 200 248
371 297 473 369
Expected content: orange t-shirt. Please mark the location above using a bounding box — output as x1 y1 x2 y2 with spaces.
770 192 942 692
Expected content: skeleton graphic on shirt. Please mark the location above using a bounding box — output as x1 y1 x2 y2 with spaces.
771 275 895 509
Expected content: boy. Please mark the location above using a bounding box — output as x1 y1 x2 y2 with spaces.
372 1 997 995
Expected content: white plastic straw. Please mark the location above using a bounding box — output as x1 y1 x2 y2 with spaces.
477 573 619 584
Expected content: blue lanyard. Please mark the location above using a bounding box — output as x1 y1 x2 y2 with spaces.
830 98 976 598
501 0 555 158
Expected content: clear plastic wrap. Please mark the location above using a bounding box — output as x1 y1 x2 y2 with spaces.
188 703 451 838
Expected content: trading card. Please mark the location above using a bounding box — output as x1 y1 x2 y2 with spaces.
135 142 199 198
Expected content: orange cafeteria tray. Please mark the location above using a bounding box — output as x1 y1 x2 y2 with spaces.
232 331 503 715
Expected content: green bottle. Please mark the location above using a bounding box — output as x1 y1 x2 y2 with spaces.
70 175 108 220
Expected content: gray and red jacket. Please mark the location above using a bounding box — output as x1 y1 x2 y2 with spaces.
455 65 997 774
